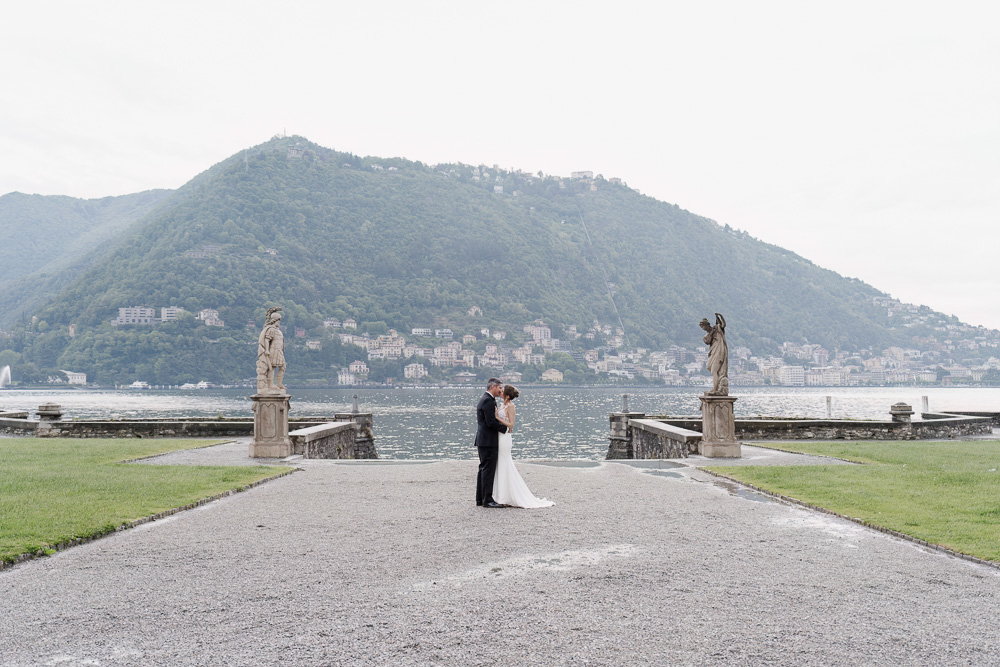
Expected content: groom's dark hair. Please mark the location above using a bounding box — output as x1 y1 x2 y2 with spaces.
486 378 502 389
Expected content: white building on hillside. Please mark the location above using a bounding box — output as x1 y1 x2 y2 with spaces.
61 370 87 385
404 363 428 380
116 307 156 325
161 306 184 322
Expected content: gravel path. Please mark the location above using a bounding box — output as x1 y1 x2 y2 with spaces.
3 444 999 665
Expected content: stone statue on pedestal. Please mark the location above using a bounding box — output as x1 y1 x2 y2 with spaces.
250 306 291 458
699 313 728 396
697 313 740 457
256 307 286 395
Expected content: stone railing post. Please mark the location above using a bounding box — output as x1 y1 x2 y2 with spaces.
36 403 64 437
335 397 377 459
607 395 645 459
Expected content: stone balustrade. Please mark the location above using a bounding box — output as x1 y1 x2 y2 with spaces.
0 401 380 458
657 413 992 441
289 422 358 458
629 419 701 458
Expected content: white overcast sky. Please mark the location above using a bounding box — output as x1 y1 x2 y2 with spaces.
3 1 998 330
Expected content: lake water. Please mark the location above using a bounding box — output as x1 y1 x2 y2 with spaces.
2 386 999 460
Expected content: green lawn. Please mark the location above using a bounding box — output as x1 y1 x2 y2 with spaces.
0 438 293 564
707 441 1000 562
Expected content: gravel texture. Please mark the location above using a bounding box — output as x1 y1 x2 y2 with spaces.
2 443 999 666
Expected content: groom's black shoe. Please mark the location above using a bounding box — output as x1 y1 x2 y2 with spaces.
485 501 502 508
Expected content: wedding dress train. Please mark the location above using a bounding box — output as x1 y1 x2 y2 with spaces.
493 405 554 509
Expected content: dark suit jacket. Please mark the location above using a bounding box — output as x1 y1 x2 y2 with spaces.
475 391 507 449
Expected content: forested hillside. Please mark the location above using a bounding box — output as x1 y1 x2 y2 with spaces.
0 190 170 327
0 136 914 384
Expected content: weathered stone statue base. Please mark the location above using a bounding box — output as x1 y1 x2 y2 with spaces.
699 395 741 458
250 393 291 458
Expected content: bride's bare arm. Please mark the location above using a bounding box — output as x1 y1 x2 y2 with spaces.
507 403 516 432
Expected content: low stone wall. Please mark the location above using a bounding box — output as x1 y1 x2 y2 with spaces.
931 411 1000 426
1 399 381 459
656 413 992 441
629 419 700 459
0 417 331 438
290 421 376 459
47 420 259 438
0 416 37 436
609 409 994 459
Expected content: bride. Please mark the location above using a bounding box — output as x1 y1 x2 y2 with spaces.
493 385 554 508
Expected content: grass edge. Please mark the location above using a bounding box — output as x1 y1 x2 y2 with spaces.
0 466 300 572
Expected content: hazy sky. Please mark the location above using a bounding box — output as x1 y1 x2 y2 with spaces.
3 1 998 330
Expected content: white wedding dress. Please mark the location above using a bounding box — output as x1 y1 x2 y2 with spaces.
493 403 554 508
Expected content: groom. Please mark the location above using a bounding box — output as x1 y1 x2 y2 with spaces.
475 377 508 508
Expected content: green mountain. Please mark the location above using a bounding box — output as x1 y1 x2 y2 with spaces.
1 136 927 384
0 190 171 327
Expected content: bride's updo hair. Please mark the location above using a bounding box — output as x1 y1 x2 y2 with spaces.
503 385 519 400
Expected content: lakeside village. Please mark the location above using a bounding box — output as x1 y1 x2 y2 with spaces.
25 295 1000 389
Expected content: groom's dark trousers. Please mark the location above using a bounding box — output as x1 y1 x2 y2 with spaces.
475 391 508 505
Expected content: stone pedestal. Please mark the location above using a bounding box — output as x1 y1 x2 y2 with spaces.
607 411 646 459
890 402 914 423
250 393 291 458
699 395 740 458
36 403 64 437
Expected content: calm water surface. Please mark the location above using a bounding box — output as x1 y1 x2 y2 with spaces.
2 386 999 460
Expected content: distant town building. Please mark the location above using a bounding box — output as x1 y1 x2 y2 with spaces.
531 325 551 344
116 307 156 325
404 363 428 380
337 370 357 386
349 360 369 375
60 370 86 385
540 368 565 382
571 171 593 179
160 306 184 322
306 340 322 350
500 371 523 384
343 318 358 329
779 365 805 386
411 328 432 337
